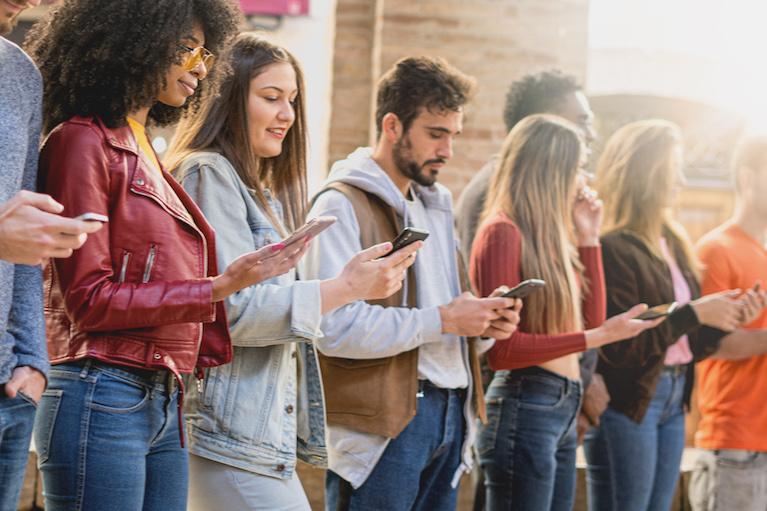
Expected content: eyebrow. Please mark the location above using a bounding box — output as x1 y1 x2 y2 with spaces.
426 126 460 135
259 86 299 94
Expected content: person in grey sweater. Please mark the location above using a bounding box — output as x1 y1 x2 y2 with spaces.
0 3 101 509
305 56 520 511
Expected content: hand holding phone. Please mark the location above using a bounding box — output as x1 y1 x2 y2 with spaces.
501 279 546 300
280 216 337 249
635 301 677 320
381 227 429 258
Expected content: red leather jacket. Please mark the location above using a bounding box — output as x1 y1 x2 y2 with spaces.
40 116 232 378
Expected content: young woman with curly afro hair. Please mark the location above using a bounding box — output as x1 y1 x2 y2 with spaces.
24 1 311 509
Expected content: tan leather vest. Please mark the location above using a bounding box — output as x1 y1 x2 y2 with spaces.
315 182 486 439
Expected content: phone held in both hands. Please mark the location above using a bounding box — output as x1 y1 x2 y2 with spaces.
381 227 430 258
280 215 337 249
635 301 677 320
501 279 546 300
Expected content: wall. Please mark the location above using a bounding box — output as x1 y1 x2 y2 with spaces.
328 0 591 197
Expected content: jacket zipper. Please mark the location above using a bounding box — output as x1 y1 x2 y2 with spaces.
142 245 157 283
118 252 131 283
130 187 209 346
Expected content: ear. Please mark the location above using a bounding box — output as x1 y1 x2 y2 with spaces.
381 113 402 143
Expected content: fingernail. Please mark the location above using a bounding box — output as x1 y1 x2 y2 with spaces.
271 244 284 251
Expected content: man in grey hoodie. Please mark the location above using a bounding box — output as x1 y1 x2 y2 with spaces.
0 2 101 508
304 56 520 510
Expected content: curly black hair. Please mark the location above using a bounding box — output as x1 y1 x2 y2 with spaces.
502 70 581 132
24 0 242 134
375 56 476 139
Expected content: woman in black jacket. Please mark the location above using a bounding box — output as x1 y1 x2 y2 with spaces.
582 119 756 511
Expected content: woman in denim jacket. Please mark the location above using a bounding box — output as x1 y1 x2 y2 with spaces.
165 34 419 510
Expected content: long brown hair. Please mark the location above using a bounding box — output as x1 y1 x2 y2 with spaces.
165 33 308 232
596 119 698 275
482 114 585 334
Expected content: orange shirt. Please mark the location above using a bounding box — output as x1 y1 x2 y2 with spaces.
126 117 161 172
695 223 767 451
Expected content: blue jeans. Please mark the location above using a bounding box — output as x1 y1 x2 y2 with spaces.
325 381 466 511
476 367 582 511
0 389 37 511
583 370 687 511
33 360 188 511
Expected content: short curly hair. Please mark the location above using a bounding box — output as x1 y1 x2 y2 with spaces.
503 70 581 132
24 0 242 134
375 56 476 139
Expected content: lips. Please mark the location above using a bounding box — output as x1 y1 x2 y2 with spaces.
266 128 286 138
179 79 197 96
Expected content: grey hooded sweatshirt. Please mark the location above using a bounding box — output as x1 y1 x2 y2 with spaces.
304 147 492 488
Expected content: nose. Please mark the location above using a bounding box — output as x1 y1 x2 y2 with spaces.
437 137 453 161
190 60 209 80
278 99 296 125
583 124 597 144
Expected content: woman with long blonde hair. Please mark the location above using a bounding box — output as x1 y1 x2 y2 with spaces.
583 119 750 511
470 114 660 511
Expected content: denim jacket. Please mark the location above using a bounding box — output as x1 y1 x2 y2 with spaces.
173 152 327 478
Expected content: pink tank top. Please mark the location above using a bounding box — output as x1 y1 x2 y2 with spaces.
660 237 694 365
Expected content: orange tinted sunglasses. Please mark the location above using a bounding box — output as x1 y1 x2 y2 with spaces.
179 44 215 72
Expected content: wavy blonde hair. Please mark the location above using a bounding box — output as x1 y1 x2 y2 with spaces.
596 119 698 276
482 114 585 334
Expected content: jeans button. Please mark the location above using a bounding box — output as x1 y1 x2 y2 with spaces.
286 405 294 414
277 463 286 472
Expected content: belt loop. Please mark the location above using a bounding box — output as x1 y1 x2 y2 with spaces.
79 359 92 379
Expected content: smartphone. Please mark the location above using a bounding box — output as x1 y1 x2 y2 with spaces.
280 215 337 248
636 301 677 320
381 227 429 258
501 279 546 299
73 212 109 223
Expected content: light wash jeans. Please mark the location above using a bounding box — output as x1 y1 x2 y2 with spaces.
325 381 466 511
476 367 582 511
583 370 687 511
689 449 767 511
34 360 188 511
0 390 36 511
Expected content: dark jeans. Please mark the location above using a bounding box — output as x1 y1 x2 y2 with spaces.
476 367 582 511
326 381 466 511
583 370 687 511
0 389 36 511
34 360 188 511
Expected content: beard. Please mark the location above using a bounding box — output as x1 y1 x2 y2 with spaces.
0 2 26 36
392 132 444 188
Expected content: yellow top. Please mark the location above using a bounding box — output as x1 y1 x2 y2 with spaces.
126 117 161 172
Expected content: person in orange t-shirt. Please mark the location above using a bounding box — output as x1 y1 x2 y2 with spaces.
691 135 767 511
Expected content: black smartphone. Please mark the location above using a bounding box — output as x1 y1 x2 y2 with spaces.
381 227 429 258
501 279 546 299
73 212 109 223
636 301 677 320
